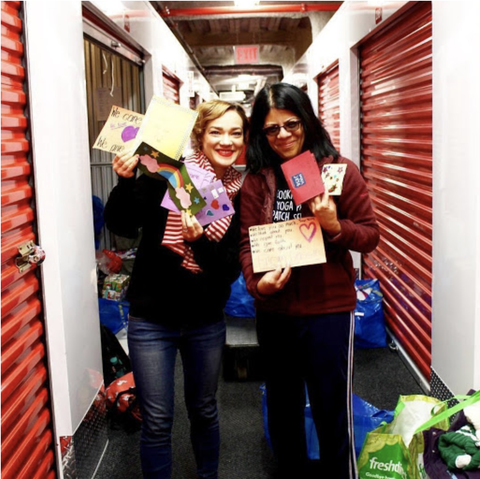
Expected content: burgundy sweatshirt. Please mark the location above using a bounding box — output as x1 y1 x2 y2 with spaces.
239 156 380 316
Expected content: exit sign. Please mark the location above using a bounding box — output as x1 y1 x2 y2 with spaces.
235 45 259 64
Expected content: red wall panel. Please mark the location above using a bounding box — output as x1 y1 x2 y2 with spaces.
359 2 433 381
1 2 56 477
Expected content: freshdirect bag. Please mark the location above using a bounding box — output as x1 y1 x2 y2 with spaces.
358 395 449 479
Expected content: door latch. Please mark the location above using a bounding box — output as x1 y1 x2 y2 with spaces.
15 240 46 273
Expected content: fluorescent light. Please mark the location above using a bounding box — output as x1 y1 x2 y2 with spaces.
234 0 259 8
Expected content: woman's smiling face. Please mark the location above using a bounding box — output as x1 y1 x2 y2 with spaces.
263 108 305 161
201 110 245 178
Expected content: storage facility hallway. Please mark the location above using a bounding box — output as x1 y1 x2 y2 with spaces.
95 316 423 479
3 3 479 479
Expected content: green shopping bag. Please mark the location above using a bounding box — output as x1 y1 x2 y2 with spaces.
358 395 449 479
358 391 480 479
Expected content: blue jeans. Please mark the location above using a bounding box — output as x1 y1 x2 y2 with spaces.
128 317 226 479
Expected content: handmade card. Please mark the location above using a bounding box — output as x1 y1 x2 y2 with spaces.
161 170 234 226
195 180 234 226
135 142 206 215
161 162 214 212
93 96 197 162
321 163 348 195
249 217 326 273
280 150 324 205
137 95 198 161
92 105 144 154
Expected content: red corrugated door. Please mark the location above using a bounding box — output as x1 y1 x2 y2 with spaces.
359 2 432 381
162 66 180 104
317 62 340 152
1 2 57 478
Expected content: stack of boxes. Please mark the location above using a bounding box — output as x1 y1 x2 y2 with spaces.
102 274 130 301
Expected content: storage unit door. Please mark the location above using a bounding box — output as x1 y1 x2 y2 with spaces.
83 9 145 251
359 2 433 381
317 62 340 152
163 67 180 104
1 2 56 478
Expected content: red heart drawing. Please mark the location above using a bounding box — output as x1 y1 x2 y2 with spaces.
300 222 316 242
211 199 220 209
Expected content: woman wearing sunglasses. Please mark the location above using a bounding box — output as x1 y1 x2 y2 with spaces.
239 83 379 479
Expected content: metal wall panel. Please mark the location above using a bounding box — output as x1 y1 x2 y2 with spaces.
83 35 144 250
359 2 433 381
317 62 340 152
1 2 56 477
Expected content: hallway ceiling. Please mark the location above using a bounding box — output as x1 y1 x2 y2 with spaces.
150 1 342 109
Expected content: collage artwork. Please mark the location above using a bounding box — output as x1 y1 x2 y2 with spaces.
93 97 233 223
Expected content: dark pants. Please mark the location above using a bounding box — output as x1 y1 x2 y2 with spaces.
256 311 357 479
128 317 226 479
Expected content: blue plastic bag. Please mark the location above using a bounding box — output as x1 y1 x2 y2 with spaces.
260 384 319 460
352 394 394 457
98 298 129 334
261 385 394 459
354 278 387 349
224 272 255 318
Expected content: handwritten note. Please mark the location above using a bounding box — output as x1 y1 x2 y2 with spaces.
93 97 198 161
249 217 326 273
138 95 198 160
93 105 144 154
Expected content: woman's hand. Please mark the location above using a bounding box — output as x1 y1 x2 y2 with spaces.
306 189 341 235
181 210 204 241
256 265 292 296
112 150 139 178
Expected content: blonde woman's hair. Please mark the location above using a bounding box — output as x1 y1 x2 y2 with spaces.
191 100 248 150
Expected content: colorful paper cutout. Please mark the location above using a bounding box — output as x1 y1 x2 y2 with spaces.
249 217 326 273
161 162 215 211
321 164 347 195
92 105 144 154
280 150 325 205
161 166 234 226
195 180 234 226
135 142 206 215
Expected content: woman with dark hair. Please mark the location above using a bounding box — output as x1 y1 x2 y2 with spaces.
105 99 248 479
239 83 379 478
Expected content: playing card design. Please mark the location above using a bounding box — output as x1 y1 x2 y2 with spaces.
321 164 347 195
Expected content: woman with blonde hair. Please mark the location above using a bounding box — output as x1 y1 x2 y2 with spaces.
105 99 248 479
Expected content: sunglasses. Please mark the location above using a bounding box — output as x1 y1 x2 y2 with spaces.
262 119 302 137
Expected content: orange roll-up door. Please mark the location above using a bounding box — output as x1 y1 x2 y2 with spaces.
317 61 340 152
1 2 56 478
359 2 433 381
163 66 181 104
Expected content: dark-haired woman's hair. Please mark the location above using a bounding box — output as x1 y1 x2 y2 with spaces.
246 82 338 173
